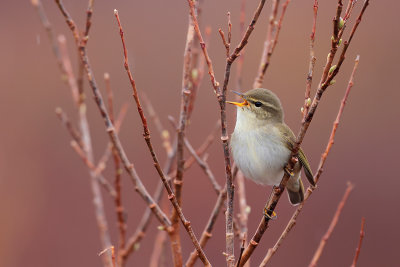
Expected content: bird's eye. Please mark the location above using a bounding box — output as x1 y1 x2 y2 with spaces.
254 101 262 107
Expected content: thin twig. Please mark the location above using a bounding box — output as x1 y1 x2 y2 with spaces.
317 0 343 89
169 12 196 265
238 1 368 259
55 107 83 147
184 138 221 194
57 35 80 105
70 140 116 197
114 10 210 265
188 1 267 264
235 0 247 91
150 225 168 267
236 170 249 267
350 217 366 267
120 112 217 263
185 186 227 267
31 0 67 82
302 0 318 118
94 103 129 176
119 148 176 263
185 165 241 266
309 182 354 267
183 120 220 171
253 0 291 88
48 2 114 266
142 93 172 155
55 0 171 232
104 72 127 265
259 55 361 265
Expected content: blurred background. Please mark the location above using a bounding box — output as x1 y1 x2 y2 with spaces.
1 0 399 266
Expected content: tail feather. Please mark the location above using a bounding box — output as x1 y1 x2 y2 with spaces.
287 179 305 206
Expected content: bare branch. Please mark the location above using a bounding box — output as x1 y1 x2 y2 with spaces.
114 10 210 265
258 55 361 265
253 0 291 88
350 217 366 267
302 0 318 118
309 182 354 267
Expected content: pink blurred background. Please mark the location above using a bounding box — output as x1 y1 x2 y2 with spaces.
1 0 399 266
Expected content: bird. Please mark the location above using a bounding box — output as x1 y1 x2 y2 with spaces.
227 88 315 205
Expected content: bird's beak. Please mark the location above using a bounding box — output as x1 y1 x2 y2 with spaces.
226 91 249 107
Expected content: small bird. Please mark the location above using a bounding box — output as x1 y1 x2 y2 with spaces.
228 88 315 205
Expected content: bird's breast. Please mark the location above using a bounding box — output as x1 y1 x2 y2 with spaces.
231 119 290 185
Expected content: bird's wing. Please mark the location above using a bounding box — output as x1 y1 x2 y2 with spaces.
298 147 315 186
276 123 315 186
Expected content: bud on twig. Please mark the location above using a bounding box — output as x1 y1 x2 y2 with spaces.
338 17 344 29
329 65 337 75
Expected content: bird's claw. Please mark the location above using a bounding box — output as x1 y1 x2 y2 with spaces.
284 166 294 177
263 208 277 221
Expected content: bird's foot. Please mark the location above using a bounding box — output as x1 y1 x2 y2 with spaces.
284 165 294 177
263 208 277 221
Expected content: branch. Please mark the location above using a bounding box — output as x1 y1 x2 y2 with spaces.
259 55 361 265
309 182 354 267
46 2 115 266
235 0 247 91
114 10 210 266
55 0 171 232
238 1 369 262
253 0 291 88
188 1 267 265
55 107 83 148
184 138 221 194
350 217 366 267
169 11 196 265
103 73 127 264
69 140 116 197
237 170 249 245
31 0 66 82
186 186 227 267
302 0 318 118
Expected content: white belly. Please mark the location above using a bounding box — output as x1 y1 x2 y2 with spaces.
231 115 290 185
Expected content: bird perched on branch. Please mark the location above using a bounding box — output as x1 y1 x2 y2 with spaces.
228 88 315 206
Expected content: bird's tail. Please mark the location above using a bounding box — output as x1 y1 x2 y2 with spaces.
286 178 305 206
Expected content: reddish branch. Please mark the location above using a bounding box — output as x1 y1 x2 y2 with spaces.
236 170 249 263
235 0 247 91
103 73 127 264
187 1 267 265
142 93 173 155
69 140 115 196
186 186 227 267
120 121 218 263
55 0 172 237
169 14 196 265
351 217 366 267
253 0 291 88
302 0 318 118
259 55 361 265
77 0 94 97
94 103 129 175
184 138 221 194
183 120 220 170
238 2 368 264
55 107 82 147
309 182 354 267
37 2 114 266
31 0 66 80
114 10 210 266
